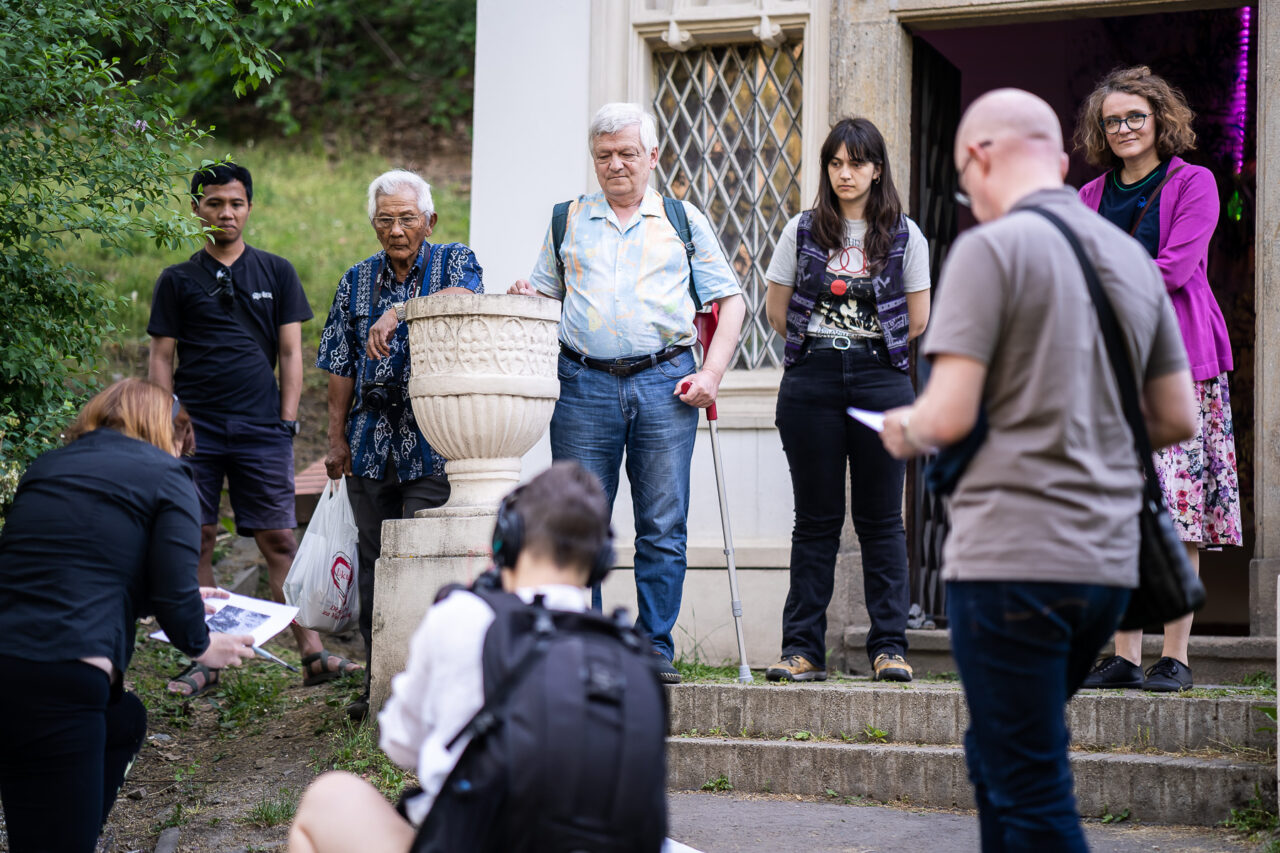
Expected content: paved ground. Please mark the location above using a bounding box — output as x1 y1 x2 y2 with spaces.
666 792 1255 852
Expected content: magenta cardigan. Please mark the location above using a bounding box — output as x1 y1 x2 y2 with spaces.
1079 156 1232 381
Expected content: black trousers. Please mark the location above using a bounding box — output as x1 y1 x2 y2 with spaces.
345 468 449 690
0 656 147 852
775 346 915 667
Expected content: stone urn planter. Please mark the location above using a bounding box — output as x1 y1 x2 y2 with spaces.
405 292 561 514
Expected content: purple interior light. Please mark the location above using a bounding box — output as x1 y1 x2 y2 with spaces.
1231 5 1251 174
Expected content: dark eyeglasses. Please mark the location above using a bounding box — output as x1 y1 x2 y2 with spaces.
215 268 235 309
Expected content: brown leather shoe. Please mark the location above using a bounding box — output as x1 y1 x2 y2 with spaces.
765 654 827 682
872 653 913 682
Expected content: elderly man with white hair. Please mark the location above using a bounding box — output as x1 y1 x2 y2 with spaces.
317 169 483 719
510 103 746 683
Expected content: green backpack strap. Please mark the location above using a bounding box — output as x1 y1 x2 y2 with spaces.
662 195 702 311
551 200 572 284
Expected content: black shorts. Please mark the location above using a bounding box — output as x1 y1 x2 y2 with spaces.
189 414 297 533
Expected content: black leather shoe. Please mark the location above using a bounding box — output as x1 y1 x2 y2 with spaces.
1081 655 1143 689
1143 657 1193 692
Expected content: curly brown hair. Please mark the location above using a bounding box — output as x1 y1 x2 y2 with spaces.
1074 65 1197 169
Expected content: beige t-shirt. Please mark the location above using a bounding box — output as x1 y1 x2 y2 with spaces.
923 188 1187 587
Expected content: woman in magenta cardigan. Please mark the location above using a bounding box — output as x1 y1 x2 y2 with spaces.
1074 65 1240 692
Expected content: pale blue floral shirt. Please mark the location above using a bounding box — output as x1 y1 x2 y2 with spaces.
529 188 740 358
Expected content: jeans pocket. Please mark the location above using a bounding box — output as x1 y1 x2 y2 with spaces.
656 350 696 379
557 353 586 381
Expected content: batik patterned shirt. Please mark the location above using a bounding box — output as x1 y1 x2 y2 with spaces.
316 241 483 481
528 187 740 358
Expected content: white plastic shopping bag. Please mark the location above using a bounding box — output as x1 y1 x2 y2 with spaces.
284 478 360 633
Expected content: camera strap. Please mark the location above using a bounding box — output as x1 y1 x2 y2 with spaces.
176 256 276 369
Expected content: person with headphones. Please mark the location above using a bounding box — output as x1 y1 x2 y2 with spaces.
288 461 667 853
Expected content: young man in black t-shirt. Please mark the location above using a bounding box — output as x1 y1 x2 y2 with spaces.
148 164 361 696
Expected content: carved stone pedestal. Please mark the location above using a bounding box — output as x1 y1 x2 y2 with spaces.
369 293 560 712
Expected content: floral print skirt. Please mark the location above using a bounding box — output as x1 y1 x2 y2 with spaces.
1152 372 1242 547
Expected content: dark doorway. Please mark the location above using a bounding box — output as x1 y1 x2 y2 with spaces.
906 6 1257 632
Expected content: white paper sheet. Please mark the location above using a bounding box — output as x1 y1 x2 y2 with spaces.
847 406 885 433
150 591 298 648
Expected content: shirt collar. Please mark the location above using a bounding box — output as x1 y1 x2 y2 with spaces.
586 186 664 229
379 241 428 287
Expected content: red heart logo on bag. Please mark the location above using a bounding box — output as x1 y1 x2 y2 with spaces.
330 554 354 608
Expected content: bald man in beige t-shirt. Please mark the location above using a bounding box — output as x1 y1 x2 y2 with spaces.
880 89 1195 851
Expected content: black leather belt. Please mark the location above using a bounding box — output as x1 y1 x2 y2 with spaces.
807 335 883 353
559 343 689 378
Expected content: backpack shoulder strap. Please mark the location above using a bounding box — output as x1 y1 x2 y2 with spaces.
445 591 555 750
662 196 702 311
551 200 572 284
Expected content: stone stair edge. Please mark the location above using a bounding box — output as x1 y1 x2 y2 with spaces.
666 737 1277 826
842 625 1278 657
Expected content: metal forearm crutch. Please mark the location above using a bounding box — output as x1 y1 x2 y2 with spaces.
687 305 752 683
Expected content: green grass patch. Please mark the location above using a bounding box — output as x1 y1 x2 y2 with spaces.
242 787 300 827
675 659 753 683
55 137 471 353
315 719 416 801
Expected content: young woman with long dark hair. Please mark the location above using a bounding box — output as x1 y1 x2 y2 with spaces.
763 117 931 682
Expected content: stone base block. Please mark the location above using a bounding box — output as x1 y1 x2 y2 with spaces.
370 511 497 712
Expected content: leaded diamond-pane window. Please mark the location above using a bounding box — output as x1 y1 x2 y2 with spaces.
653 41 803 369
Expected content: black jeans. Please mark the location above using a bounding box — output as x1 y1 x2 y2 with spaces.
346 468 450 692
0 656 147 852
775 345 915 667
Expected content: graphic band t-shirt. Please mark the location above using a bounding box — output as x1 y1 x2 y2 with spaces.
1096 160 1168 259
147 245 312 422
766 216 931 339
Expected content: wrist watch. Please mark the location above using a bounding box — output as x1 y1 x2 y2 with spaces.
393 301 407 323
283 419 300 438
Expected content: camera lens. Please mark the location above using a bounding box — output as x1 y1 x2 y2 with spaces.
363 384 390 412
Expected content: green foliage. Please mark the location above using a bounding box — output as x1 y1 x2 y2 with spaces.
700 774 733 792
1222 786 1280 843
0 0 302 516
1100 807 1130 824
861 724 889 743
165 0 476 138
316 720 415 800
56 140 470 350
675 658 752 683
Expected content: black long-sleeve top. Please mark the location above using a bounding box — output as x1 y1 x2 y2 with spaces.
0 428 210 675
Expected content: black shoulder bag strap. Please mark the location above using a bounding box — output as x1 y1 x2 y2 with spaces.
1023 207 1157 475
175 259 275 366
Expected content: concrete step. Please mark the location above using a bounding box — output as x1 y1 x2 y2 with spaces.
841 627 1276 685
666 736 1274 826
668 683 1276 752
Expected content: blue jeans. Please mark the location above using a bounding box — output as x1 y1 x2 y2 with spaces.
775 346 915 667
550 349 699 660
948 580 1130 852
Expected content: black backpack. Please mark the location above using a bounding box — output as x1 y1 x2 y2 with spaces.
409 584 669 853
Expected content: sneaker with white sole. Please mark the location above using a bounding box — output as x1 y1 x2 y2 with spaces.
872 653 913 682
765 654 827 682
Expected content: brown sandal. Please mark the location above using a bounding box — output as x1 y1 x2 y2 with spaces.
300 650 362 687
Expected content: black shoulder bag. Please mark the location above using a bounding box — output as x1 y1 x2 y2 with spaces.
1026 206 1205 631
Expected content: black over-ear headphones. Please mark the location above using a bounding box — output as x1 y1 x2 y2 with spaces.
491 487 615 587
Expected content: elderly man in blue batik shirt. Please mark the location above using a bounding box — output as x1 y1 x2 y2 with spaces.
509 103 746 684
317 169 483 719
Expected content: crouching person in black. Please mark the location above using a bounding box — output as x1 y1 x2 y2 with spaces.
289 461 668 853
